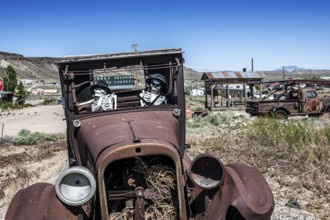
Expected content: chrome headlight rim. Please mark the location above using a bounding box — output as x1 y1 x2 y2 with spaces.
55 166 96 206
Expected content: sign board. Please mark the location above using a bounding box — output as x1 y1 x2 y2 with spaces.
94 75 135 90
0 77 3 91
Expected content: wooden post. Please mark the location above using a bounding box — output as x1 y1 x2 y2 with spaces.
210 84 214 112
243 83 247 104
226 84 230 108
205 81 208 109
1 123 4 142
250 85 254 98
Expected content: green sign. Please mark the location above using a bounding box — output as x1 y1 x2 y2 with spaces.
95 75 135 87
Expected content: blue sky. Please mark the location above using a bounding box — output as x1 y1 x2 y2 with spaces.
1 0 329 71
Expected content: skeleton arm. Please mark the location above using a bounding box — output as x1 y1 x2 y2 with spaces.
139 90 166 106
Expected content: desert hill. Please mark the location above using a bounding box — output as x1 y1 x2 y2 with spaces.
1 51 330 82
0 52 61 81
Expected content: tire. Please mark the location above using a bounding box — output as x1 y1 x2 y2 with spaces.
274 110 288 119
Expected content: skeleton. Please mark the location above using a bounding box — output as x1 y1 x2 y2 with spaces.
91 88 117 112
140 75 168 107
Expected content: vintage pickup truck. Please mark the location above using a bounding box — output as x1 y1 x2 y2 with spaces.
246 82 330 118
6 48 274 220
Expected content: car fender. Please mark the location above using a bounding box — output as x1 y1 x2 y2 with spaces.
5 183 80 220
205 163 274 220
272 106 289 114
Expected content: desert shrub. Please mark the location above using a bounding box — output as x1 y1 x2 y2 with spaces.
187 112 240 129
245 118 330 174
43 97 57 105
23 103 33 107
13 129 65 145
187 115 211 129
192 106 206 111
0 101 20 110
246 118 330 149
184 86 192 95
17 129 32 136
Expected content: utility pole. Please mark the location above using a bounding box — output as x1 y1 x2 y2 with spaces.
131 44 138 52
251 58 254 71
282 66 285 80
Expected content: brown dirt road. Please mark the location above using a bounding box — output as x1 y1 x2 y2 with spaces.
0 105 66 137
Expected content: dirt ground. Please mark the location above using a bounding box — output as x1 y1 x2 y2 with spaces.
0 105 67 220
0 105 66 137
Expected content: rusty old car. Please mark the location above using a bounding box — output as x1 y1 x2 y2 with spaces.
5 48 274 220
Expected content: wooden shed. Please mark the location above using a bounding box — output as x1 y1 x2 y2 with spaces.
201 71 265 111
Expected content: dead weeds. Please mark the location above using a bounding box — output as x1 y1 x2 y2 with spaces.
186 112 330 219
0 139 68 210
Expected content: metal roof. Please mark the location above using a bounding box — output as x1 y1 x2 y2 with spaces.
201 71 265 83
59 48 183 64
257 79 330 85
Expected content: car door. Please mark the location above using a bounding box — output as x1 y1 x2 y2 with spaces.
302 90 319 112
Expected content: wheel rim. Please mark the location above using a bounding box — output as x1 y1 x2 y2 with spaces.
275 112 286 119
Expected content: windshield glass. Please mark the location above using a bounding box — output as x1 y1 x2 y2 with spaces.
67 63 177 114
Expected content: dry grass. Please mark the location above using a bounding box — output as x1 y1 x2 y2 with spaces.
134 158 178 220
186 111 330 219
0 138 67 210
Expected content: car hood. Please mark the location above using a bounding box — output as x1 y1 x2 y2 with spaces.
76 110 180 161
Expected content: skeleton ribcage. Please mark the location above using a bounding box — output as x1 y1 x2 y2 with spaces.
91 95 115 112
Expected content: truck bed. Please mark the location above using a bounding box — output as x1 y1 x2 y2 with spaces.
246 99 300 116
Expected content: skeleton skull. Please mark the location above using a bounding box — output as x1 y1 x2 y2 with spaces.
93 88 107 97
150 79 163 94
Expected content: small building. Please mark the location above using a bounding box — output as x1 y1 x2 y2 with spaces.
190 88 205 96
44 89 58 95
20 79 35 84
31 88 44 95
201 71 265 111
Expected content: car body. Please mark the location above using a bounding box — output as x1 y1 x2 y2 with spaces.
6 48 274 220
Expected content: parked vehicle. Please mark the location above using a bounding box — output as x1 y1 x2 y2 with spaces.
246 80 330 118
253 91 271 99
6 49 274 220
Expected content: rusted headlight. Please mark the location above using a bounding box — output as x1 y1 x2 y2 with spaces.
55 166 96 206
189 154 224 189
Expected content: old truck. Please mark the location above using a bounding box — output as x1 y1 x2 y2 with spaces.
5 49 274 220
246 80 330 118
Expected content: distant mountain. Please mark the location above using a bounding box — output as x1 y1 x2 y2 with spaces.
183 67 203 81
275 66 305 72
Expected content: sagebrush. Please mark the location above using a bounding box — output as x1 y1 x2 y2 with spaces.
13 129 65 145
